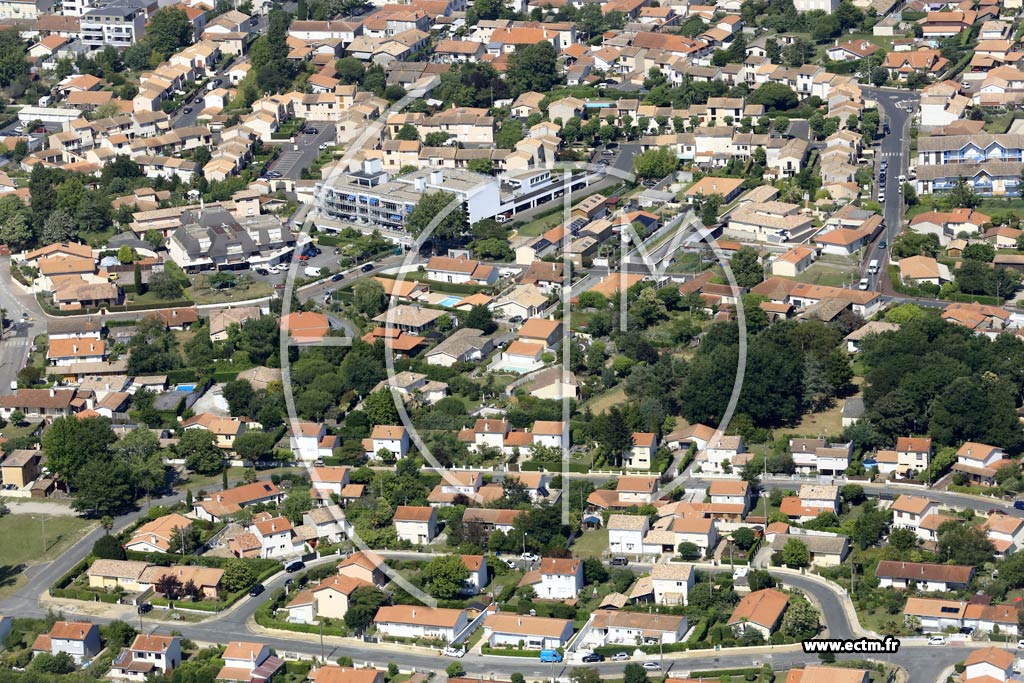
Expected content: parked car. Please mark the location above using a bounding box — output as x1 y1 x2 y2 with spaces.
858 278 870 290
539 650 562 663
305 127 319 135
878 240 887 249
581 653 604 663
254 267 269 276
641 662 661 670
610 556 628 566
248 584 265 597
361 263 374 272
611 653 630 662
331 272 344 282
137 603 152 614
442 648 465 658
319 143 330 150
183 107 192 114
1014 500 1024 511
927 636 946 646
520 552 540 563
285 561 305 573
1016 638 1024 649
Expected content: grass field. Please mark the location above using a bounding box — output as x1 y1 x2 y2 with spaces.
0 514 97 598
189 278 272 305
794 263 858 288
584 387 626 414
572 528 609 558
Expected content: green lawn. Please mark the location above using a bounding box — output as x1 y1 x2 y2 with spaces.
793 263 858 288
513 211 564 238
572 528 608 558
0 514 97 598
189 278 272 305
584 387 626 415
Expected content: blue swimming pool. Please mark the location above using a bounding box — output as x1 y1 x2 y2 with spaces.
175 384 197 392
438 295 463 307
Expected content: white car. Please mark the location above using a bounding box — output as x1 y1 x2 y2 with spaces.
927 636 946 646
858 278 870 290
504 558 517 569
442 648 465 658
641 662 661 670
611 653 630 662
878 192 885 202
319 142 330 150
1017 639 1024 649
520 552 540 563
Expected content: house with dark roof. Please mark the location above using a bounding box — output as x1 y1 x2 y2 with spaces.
167 208 295 273
875 561 974 592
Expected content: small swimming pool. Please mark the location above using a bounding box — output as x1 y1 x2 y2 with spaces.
175 384 197 392
438 295 463 307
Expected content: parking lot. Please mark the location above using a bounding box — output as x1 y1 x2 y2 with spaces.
267 124 336 180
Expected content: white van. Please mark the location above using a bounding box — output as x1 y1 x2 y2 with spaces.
304 266 322 278
868 259 879 274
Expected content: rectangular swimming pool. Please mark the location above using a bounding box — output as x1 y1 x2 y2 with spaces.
438 295 463 307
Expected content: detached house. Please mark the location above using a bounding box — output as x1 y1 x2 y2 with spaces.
537 557 584 599
650 562 695 605
483 613 574 650
374 606 468 641
192 480 284 522
111 635 181 680
583 610 688 647
32 622 102 663
394 505 437 544
626 432 658 470
875 561 974 592
891 495 942 542
425 255 498 286
363 425 410 460
953 442 1012 485
217 642 283 683
727 589 788 639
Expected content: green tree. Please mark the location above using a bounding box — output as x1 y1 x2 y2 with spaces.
781 598 819 639
281 489 313 524
72 460 133 516
353 278 386 316
223 379 255 417
889 526 918 551
232 431 276 461
93 534 127 560
363 389 401 427
406 191 467 245
495 119 524 149
936 520 995 565
730 246 764 288
622 663 648 683
178 429 224 475
749 82 798 111
422 554 471 599
345 586 388 632
465 305 496 334
633 146 678 180
731 527 756 551
781 538 810 568
221 559 258 592
40 209 76 244
677 541 700 559
335 57 365 84
148 7 193 57
395 124 419 141
505 41 559 96
149 271 184 300
962 242 995 262
30 652 76 674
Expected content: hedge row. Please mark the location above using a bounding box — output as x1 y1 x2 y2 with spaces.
480 647 545 658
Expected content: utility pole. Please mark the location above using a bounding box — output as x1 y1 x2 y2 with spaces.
32 515 47 555
319 621 325 662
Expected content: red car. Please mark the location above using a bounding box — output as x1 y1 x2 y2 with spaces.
297 254 309 261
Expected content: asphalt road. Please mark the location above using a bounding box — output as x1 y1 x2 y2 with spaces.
0 258 44 394
859 87 921 291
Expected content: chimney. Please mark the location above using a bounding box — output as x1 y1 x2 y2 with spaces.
430 170 443 185
72 343 78 353
414 177 426 192
412 609 416 618
49 388 55 397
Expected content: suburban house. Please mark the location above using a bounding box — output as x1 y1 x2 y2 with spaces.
250 513 303 558
425 255 498 286
283 574 370 624
650 562 696 605
875 561 974 592
288 421 340 461
608 514 649 556
363 425 411 460
727 589 789 639
373 606 468 641
192 480 284 522
874 437 932 476
338 551 389 587
582 610 688 647
461 555 489 594
708 480 751 517
952 442 1012 486
984 513 1024 556
789 438 853 476
779 485 840 522
964 647 1015 683
217 642 283 683
111 635 182 680
125 513 194 553
394 506 437 545
626 432 658 470
768 531 850 567
32 622 102 663
483 613 574 650
537 558 584 600
891 495 941 541
87 560 152 592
